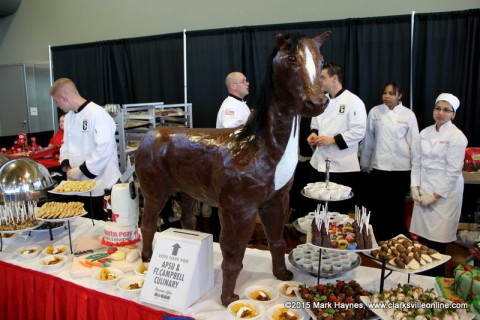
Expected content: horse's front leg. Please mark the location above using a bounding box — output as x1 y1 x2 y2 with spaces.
141 195 169 262
258 189 293 281
217 204 257 306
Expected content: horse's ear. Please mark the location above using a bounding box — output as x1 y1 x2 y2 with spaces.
276 34 288 51
314 31 332 47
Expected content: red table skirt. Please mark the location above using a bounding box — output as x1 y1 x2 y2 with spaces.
0 261 193 320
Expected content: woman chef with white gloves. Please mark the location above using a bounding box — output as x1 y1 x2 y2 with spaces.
50 78 121 221
410 93 468 276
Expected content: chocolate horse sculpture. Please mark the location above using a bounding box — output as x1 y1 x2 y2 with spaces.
136 31 331 306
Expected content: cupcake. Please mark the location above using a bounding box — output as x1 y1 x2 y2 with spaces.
347 242 357 250
338 239 348 250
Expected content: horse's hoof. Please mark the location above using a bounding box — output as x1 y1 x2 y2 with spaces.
221 293 240 307
274 269 293 281
141 253 152 262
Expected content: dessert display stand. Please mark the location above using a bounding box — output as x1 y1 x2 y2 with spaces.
302 159 375 285
45 183 98 253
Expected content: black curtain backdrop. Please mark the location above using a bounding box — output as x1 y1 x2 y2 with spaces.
413 9 480 146
50 9 478 145
51 33 184 105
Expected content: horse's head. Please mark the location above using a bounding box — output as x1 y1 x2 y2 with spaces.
237 32 331 141
274 31 331 118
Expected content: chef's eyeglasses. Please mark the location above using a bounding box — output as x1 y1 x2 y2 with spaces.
233 78 249 84
433 106 454 113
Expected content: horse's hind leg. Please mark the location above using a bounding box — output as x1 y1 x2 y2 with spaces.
218 205 257 306
178 193 197 231
258 189 293 281
141 194 169 262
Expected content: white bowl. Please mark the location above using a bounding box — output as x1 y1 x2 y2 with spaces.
316 189 330 200
117 275 145 298
42 244 69 256
227 299 265 319
244 285 278 303
118 275 145 291
340 187 352 198
330 189 343 200
15 245 42 260
314 182 327 188
277 281 301 299
38 255 66 272
91 268 123 287
1 232 24 244
134 262 150 276
265 303 305 320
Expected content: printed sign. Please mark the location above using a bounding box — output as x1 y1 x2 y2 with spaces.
139 228 214 312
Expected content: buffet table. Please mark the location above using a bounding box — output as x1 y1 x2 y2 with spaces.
0 218 438 320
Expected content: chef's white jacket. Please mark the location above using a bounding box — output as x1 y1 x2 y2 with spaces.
410 121 468 242
216 95 251 128
60 101 121 197
310 89 367 172
360 103 419 171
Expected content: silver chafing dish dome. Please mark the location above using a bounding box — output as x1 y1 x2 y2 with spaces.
0 158 55 202
0 154 10 167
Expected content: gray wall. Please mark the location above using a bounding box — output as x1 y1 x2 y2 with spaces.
0 0 479 64
0 0 477 134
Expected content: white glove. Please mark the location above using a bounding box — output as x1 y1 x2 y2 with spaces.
67 167 83 180
420 194 439 207
410 187 421 204
361 166 372 174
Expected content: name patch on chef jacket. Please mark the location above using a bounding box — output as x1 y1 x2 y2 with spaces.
339 105 346 114
82 119 89 131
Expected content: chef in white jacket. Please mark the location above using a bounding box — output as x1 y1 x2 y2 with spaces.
410 93 468 275
307 63 367 215
50 78 121 221
360 82 419 241
216 72 251 129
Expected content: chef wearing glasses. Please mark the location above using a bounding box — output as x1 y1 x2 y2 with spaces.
410 93 468 276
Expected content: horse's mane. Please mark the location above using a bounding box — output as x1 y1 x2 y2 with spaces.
236 33 305 143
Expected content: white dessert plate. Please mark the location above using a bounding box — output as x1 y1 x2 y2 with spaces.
364 234 451 274
366 252 451 274
35 211 88 222
359 296 474 320
48 179 101 195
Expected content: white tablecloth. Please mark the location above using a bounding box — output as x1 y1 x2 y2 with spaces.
0 217 438 319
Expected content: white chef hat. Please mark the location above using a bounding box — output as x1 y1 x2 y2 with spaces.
435 93 460 111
